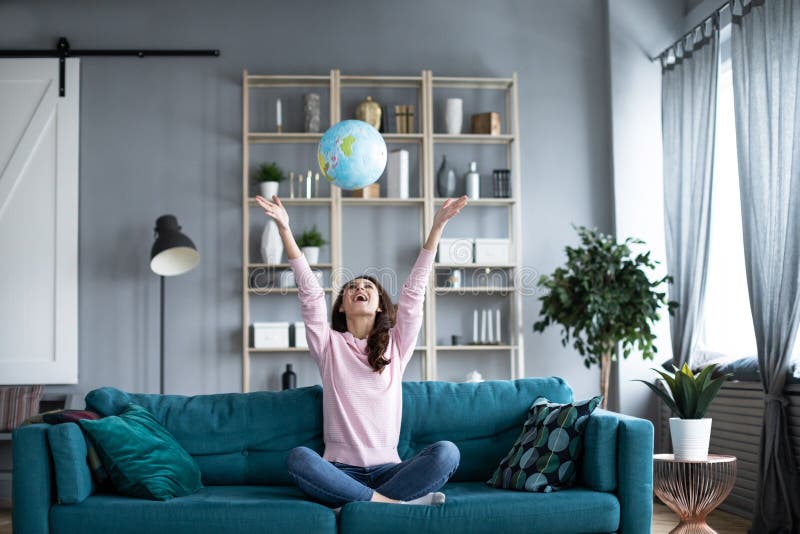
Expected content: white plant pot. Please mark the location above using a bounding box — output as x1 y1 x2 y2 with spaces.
301 246 320 265
445 98 463 135
259 181 280 199
669 417 712 461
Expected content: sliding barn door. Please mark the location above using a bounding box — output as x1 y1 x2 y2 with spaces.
0 58 79 384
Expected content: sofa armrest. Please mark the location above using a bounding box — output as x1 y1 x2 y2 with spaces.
581 409 653 533
13 424 54 534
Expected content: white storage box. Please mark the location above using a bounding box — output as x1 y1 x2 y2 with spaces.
252 322 289 348
474 238 510 264
293 321 307 348
438 238 474 265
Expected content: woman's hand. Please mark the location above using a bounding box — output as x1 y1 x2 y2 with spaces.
255 195 290 231
432 195 468 230
423 195 468 252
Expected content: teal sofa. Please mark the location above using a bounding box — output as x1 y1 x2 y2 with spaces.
13 377 653 533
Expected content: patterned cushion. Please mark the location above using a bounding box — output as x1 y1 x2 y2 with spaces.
486 395 602 492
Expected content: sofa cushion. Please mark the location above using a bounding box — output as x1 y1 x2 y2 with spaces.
79 403 203 500
50 485 337 534
339 481 620 534
399 378 574 482
47 423 95 504
85 385 325 486
486 395 602 492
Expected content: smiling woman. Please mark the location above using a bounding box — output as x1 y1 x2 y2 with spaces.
331 275 396 373
254 192 467 510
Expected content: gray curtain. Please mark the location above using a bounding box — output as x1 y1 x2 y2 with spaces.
731 0 800 532
661 20 719 368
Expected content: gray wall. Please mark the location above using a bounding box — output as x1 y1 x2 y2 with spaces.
1 0 615 401
606 0 686 420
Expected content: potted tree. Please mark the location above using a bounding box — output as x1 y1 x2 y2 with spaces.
255 162 286 199
295 225 327 265
636 363 731 460
533 225 678 408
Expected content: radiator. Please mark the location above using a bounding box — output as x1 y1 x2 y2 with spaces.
656 381 800 518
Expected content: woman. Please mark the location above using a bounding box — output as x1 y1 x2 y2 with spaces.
255 193 468 512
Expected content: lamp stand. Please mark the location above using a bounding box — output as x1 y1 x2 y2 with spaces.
160 275 165 394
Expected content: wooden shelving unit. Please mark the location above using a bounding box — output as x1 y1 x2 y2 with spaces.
242 69 524 392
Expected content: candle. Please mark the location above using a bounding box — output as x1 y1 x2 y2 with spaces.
481 309 487 343
306 171 312 198
487 308 493 343
496 309 501 344
473 310 478 343
276 99 282 127
289 171 295 198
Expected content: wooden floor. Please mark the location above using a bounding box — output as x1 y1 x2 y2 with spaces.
0 503 751 533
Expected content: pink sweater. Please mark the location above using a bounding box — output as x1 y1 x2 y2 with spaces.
288 247 435 467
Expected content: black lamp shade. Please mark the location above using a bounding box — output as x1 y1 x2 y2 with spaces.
150 215 199 276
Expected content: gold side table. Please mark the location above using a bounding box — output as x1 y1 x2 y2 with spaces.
653 454 737 534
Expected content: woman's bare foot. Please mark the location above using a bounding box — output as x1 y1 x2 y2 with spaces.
370 490 401 504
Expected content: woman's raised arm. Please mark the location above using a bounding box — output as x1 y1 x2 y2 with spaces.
255 194 330 367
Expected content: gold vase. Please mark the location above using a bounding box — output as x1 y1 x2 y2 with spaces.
355 96 381 129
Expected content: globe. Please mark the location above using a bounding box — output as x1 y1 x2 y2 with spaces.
317 120 387 190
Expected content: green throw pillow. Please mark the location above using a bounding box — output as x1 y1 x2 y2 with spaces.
486 395 602 492
78 402 203 500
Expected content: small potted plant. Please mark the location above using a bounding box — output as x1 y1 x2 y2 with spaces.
255 162 286 199
636 363 731 460
295 225 327 265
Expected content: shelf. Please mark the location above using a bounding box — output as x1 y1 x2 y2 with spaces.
248 263 333 269
247 74 331 88
433 134 514 144
434 197 515 205
435 263 516 269
248 197 332 206
0 433 11 441
340 75 423 88
382 133 424 143
250 347 311 353
0 470 10 481
243 69 524 389
250 346 427 353
248 133 323 143
436 344 516 351
434 287 514 294
248 287 334 294
341 198 424 206
431 76 514 90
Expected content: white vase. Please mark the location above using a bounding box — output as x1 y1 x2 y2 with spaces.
301 246 320 265
445 98 463 135
260 220 283 264
669 417 712 461
259 181 280 199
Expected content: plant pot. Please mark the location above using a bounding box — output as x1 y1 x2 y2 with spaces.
669 417 712 461
259 181 280 199
301 246 320 265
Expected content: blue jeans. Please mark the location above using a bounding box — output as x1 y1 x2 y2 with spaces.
286 441 460 508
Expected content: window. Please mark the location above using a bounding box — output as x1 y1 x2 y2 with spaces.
696 25 800 373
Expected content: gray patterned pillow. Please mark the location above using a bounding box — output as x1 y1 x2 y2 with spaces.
486 395 602 492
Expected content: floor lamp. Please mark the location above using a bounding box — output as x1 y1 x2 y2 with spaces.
150 215 199 394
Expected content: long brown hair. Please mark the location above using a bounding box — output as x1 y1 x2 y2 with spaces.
331 275 396 374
